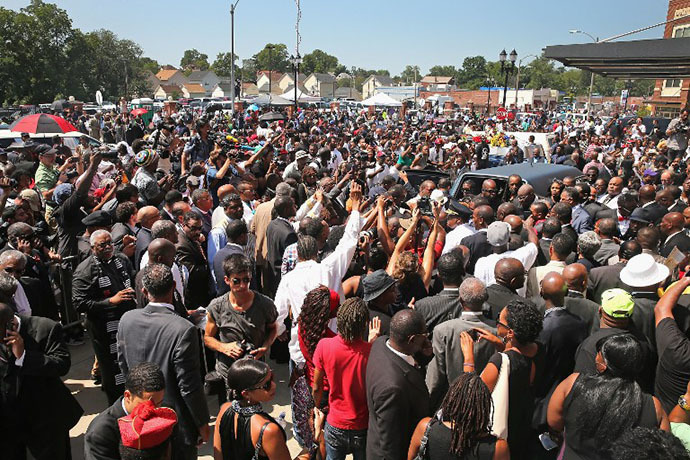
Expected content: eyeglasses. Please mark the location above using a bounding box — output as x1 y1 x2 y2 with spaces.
497 320 510 330
231 276 251 286
248 372 273 391
94 241 113 249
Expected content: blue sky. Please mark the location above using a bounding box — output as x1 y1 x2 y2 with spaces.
5 0 668 75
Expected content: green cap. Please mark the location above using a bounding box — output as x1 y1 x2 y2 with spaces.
601 288 634 318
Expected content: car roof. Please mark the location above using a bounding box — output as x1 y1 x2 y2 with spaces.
451 163 583 197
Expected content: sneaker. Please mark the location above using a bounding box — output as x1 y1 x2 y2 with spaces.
91 371 102 386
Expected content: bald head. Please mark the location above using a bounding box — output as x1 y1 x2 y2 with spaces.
563 263 587 293
217 184 238 201
517 184 534 197
147 238 176 267
504 215 523 233
639 185 656 202
473 205 495 229
497 202 518 221
540 272 567 307
494 257 525 290
137 206 160 229
663 212 684 232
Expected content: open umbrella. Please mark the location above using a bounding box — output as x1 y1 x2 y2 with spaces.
130 108 148 117
259 111 286 122
10 114 77 134
50 99 71 112
246 104 260 112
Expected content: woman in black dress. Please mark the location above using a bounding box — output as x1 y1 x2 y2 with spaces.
407 373 510 460
461 299 545 460
213 359 291 460
547 333 670 460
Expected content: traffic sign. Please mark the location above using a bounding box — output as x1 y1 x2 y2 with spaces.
497 107 507 120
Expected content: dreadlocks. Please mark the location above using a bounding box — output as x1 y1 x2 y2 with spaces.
441 373 493 458
337 297 369 343
297 286 332 357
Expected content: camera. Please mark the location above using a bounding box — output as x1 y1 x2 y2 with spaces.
677 123 690 134
238 340 256 359
417 196 433 216
359 229 377 245
100 148 119 161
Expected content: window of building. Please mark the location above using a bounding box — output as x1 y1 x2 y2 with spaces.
664 79 682 88
673 24 690 38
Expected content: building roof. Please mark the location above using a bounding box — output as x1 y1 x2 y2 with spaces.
308 73 336 83
156 69 180 81
334 87 362 99
257 70 284 81
421 75 453 84
183 83 206 94
367 75 394 86
188 70 216 82
213 82 233 92
543 36 690 79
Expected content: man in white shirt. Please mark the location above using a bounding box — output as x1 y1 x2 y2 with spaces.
366 152 389 188
442 200 475 255
282 150 310 180
474 221 539 296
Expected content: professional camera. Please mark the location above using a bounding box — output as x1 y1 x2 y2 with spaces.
238 340 256 359
417 196 434 216
359 229 377 245
676 123 690 134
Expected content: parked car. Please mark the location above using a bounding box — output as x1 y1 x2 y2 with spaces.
0 131 103 152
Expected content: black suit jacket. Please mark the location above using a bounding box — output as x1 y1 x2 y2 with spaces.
1 316 83 437
594 207 616 222
642 202 668 225
134 226 152 271
584 201 605 219
84 396 126 460
669 201 688 214
561 224 578 246
588 263 629 304
537 238 552 266
176 229 212 309
486 283 535 320
117 304 209 447
414 289 463 335
460 230 490 275
111 222 139 252
265 218 297 293
366 337 430 460
660 231 690 258
191 206 212 237
564 291 600 333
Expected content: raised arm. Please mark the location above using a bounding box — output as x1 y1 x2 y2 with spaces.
420 202 442 290
655 277 690 326
386 208 420 275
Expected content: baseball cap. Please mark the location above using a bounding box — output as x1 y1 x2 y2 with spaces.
18 189 42 213
362 269 397 302
600 288 634 318
487 221 511 247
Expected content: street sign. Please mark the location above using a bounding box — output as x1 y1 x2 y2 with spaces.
96 90 103 106
497 107 507 120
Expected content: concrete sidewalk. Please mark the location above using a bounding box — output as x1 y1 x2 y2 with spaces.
65 341 301 459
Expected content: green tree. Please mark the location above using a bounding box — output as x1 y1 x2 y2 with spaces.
212 52 239 77
252 43 290 73
457 56 488 89
399 65 420 84
524 56 558 90
301 49 339 74
180 48 209 71
139 57 159 75
428 65 457 77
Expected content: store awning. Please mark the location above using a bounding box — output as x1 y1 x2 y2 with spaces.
543 37 690 79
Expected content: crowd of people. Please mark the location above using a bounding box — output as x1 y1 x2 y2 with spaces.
1 100 690 460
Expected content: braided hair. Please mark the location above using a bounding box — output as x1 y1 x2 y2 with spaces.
440 373 493 458
337 297 369 343
297 286 332 357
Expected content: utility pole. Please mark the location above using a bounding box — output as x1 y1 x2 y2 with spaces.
230 0 240 117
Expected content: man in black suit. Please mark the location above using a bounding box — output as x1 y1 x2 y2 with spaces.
660 212 690 257
550 202 578 246
588 240 641 303
638 185 668 225
84 362 166 460
460 205 494 274
426 277 496 411
595 193 638 240
486 257 535 319
366 309 431 460
562 263 601 333
190 189 213 237
265 195 298 296
663 185 688 214
0 303 83 460
536 218 561 266
414 251 464 335
134 206 160 271
118 264 210 460
212 220 251 295
534 273 587 413
176 211 213 309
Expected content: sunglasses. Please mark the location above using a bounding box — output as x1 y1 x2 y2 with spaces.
248 372 273 392
231 276 251 286
94 241 113 249
497 320 510 330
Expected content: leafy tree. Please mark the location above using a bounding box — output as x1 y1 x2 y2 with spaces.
252 43 289 73
301 49 339 74
212 52 239 77
399 65 420 84
180 48 209 71
428 65 456 77
524 56 558 90
139 57 159 75
457 56 488 89
240 58 258 82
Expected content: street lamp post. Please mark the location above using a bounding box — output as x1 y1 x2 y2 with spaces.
499 49 517 108
569 29 598 118
514 54 537 109
230 0 240 117
290 54 303 113
266 45 275 96
486 77 495 115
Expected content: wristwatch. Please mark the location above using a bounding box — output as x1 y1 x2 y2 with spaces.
678 395 690 411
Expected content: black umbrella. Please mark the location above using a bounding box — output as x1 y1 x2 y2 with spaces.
50 99 71 112
259 111 286 122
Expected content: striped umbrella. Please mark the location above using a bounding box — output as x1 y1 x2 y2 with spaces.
10 114 77 134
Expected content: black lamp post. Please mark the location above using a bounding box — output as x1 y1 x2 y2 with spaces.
499 49 517 108
290 54 303 114
486 77 495 115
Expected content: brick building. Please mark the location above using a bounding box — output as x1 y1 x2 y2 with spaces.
650 0 690 117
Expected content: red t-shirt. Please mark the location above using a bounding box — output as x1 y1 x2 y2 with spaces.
298 324 336 390
313 335 372 430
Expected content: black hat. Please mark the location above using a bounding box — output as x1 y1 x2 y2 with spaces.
629 207 651 224
445 199 472 219
81 210 114 228
34 144 57 156
362 269 396 302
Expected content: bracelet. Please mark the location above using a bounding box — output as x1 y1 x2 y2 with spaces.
463 362 475 368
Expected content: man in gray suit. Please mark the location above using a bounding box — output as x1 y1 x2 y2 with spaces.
593 218 620 265
426 277 497 411
588 240 641 304
561 186 594 235
117 264 210 460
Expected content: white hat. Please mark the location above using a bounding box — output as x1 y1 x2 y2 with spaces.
619 253 670 288
295 150 310 160
430 189 447 206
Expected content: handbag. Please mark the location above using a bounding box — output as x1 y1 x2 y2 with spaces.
490 352 510 440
